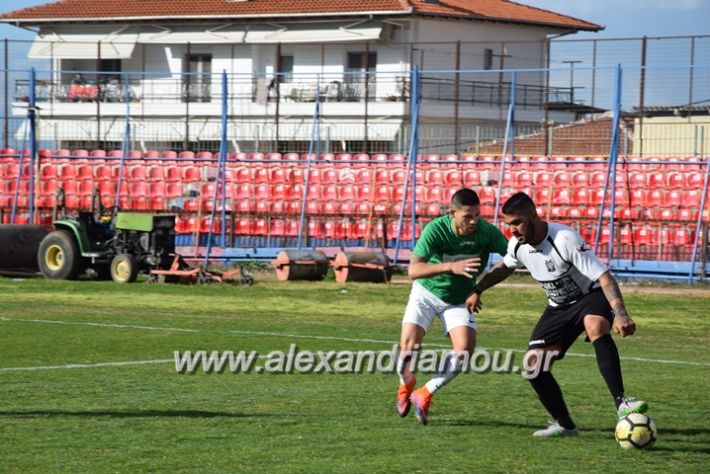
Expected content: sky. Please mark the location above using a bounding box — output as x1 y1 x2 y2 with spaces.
0 0 708 40
521 0 710 39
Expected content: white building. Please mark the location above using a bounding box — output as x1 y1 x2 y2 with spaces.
0 0 600 153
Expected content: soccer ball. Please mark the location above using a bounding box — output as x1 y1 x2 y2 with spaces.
615 413 657 450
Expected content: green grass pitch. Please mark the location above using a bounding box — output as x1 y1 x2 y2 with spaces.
0 276 708 473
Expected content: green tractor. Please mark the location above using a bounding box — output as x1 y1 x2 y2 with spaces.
38 194 176 283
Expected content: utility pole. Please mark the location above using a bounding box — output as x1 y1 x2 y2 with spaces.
562 60 582 103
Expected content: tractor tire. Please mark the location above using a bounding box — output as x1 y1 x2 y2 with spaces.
38 230 83 280
110 254 138 284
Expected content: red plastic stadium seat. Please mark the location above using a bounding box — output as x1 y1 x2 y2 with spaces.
444 170 462 186
165 183 183 198
374 185 392 202
427 170 444 186
633 226 658 246
628 172 646 188
250 166 268 184
647 172 665 189
373 168 389 185
665 189 682 207
667 173 685 189
683 189 703 208
589 173 606 188
529 155 547 171
677 208 699 221
571 172 589 187
427 186 445 204
148 166 164 181
567 207 583 220
478 186 497 205
128 165 147 182
672 227 692 246
646 189 664 207
535 172 552 188
271 183 291 200
549 206 567 219
686 172 704 189
389 154 407 167
40 164 59 180
422 203 442 216
572 188 590 206
477 155 497 171
334 184 355 201
516 172 534 188
535 188 552 206
354 201 370 215
553 172 572 187
183 166 201 182
463 170 481 187
320 200 337 215
553 188 572 206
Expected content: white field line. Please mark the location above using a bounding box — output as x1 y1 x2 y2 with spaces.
0 359 173 372
1 316 708 369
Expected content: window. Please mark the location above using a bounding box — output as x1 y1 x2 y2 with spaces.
345 52 377 101
484 49 493 70
183 53 212 103
347 52 377 73
278 55 294 83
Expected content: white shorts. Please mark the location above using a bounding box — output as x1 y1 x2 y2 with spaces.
402 281 477 336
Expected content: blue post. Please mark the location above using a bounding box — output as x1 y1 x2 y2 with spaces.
28 68 36 223
594 64 622 256
204 70 228 267
606 65 623 260
494 71 516 229
394 66 419 263
10 110 29 224
688 155 710 283
114 72 132 210
297 73 321 249
410 68 419 250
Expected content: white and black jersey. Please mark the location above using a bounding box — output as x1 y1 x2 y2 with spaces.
503 223 608 307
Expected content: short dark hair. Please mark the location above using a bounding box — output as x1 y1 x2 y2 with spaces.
502 191 536 215
451 188 480 209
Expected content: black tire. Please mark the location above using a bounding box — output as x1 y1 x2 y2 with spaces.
110 254 138 284
38 230 82 280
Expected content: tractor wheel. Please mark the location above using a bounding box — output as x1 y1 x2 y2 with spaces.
110 254 138 284
38 230 82 280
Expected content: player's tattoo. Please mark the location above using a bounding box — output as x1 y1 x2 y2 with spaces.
602 279 629 317
613 303 629 318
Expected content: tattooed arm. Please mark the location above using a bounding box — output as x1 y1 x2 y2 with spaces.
598 271 636 337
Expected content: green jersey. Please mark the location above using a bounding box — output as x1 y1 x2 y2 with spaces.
412 215 508 305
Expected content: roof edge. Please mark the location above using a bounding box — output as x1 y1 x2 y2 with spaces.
0 9 414 23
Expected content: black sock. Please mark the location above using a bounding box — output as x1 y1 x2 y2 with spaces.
593 334 625 406
529 371 575 429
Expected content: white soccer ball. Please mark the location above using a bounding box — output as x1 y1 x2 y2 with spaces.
615 413 657 450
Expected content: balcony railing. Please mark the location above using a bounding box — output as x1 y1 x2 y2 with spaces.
13 76 572 110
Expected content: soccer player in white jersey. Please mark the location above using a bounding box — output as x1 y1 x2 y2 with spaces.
395 188 508 425
467 192 648 437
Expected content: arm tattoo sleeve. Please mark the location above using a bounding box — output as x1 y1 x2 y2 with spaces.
601 278 628 317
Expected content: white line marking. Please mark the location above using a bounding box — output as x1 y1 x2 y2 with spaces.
0 359 173 372
1 316 708 368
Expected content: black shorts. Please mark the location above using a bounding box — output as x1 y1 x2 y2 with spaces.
527 288 614 359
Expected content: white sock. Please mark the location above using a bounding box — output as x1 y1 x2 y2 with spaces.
424 351 465 394
397 353 414 385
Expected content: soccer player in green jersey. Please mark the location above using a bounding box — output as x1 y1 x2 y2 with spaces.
396 188 509 424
